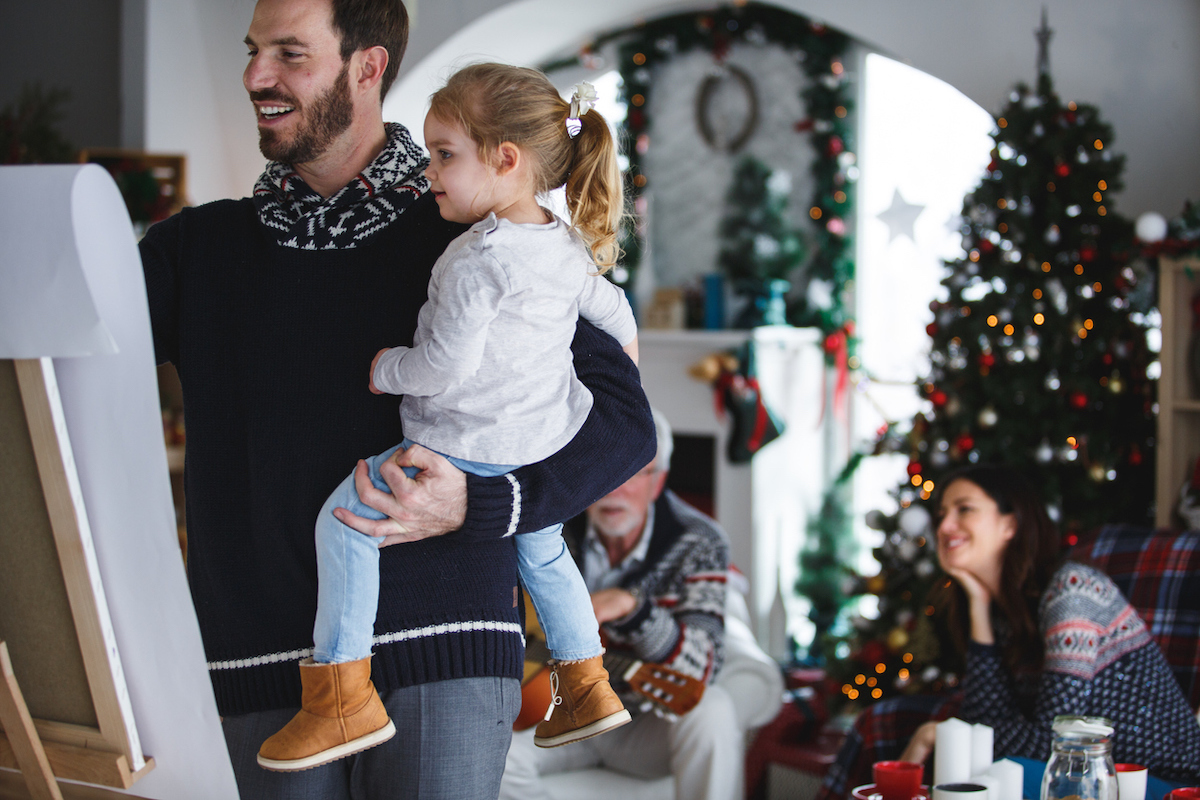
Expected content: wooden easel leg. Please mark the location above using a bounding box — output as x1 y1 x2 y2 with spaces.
0 641 64 800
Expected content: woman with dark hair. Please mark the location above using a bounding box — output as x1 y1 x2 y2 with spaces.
817 465 1200 799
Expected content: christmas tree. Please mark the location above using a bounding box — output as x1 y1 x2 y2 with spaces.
718 156 807 326
821 16 1157 706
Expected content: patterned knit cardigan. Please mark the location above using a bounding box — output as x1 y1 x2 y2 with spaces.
563 490 730 709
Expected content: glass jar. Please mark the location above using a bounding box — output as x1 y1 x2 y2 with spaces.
1040 716 1118 800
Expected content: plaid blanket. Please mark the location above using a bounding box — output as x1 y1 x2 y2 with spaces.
815 525 1200 800
1076 524 1200 710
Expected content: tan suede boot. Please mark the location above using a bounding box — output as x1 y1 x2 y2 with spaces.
533 655 631 748
257 656 395 771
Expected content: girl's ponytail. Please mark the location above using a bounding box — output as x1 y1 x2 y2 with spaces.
564 106 624 273
429 65 625 272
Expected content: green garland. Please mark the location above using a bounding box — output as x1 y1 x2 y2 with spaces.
542 3 856 338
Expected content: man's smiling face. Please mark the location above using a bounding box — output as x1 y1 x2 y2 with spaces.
242 0 354 165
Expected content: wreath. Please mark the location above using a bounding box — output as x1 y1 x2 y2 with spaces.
542 2 857 340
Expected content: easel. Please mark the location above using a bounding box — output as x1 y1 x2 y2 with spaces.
0 164 238 800
1 641 62 800
0 359 155 799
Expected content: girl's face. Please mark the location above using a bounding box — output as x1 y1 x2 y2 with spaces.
423 114 498 224
936 478 1017 579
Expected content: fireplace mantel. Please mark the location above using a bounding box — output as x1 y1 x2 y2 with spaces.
639 327 836 654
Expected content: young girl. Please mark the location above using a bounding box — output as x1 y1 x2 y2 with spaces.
257 63 639 772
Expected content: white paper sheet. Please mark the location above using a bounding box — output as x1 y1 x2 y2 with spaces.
0 165 118 358
0 164 238 798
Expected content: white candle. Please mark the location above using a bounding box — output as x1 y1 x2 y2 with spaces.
934 717 974 786
989 758 1024 800
971 724 994 777
970 772 1000 800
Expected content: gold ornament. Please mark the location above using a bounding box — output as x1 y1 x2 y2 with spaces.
687 352 739 383
1089 463 1106 482
887 626 909 652
865 574 887 594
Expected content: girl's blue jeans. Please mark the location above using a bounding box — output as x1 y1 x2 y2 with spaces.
312 439 602 664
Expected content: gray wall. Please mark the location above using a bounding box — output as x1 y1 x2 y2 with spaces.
0 0 122 154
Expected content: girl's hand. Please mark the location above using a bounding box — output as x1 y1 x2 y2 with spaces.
369 348 390 394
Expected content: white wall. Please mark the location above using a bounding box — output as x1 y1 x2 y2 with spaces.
140 0 1198 220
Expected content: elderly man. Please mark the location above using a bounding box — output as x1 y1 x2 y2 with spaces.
500 409 743 800
137 0 652 797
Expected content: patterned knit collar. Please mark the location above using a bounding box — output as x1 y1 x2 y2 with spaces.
252 122 430 250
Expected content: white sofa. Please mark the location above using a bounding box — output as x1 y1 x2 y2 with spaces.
536 589 785 800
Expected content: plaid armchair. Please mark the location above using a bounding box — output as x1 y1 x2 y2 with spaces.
813 525 1200 800
1074 524 1200 711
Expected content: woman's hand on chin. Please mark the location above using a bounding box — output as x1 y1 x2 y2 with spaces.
945 566 997 645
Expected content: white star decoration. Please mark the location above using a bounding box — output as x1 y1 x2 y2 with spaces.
877 188 926 244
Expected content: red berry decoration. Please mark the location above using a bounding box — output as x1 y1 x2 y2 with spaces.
1069 392 1089 409
826 136 844 158
1079 245 1097 262
956 433 975 452
930 390 948 407
979 353 996 369
1055 163 1070 178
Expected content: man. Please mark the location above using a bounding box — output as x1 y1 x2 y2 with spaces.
138 0 653 797
500 409 743 800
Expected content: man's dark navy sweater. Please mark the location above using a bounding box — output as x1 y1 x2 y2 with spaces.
139 192 653 715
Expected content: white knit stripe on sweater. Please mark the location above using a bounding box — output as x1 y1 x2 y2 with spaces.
206 620 524 670
504 473 521 537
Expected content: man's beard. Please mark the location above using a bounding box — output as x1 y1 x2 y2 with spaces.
254 61 354 165
588 503 641 541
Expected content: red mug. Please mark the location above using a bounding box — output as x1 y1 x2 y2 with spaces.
1168 789 1200 800
874 760 924 800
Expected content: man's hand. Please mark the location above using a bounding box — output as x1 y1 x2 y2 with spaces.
591 588 638 623
899 720 939 765
332 443 467 546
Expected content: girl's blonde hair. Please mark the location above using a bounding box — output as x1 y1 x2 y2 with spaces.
428 63 624 272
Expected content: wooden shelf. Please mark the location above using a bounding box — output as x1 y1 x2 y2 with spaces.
1155 255 1200 528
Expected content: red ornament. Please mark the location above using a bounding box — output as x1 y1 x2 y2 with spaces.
1102 353 1113 365
1055 163 1070 178
712 34 731 62
794 118 815 133
930 390 948 408
979 239 995 254
926 322 939 337
860 641 886 666
1129 446 1143 467
979 353 996 369
1079 245 1097 263
955 433 975 452
826 136 844 158
987 158 999 173
1069 392 1089 409
907 461 923 477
